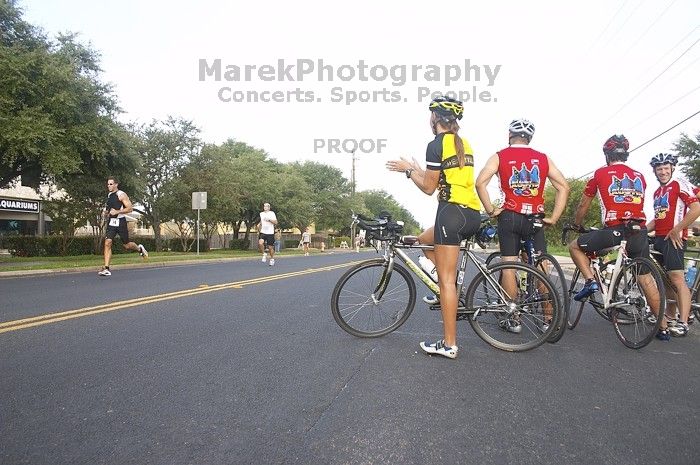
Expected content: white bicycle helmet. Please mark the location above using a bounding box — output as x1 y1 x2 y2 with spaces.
508 119 535 139
649 153 678 167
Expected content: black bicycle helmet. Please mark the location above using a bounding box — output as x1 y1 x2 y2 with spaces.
602 134 629 155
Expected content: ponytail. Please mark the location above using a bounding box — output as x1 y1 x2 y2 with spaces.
447 121 465 168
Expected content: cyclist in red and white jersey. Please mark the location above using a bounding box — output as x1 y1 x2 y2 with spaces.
475 118 569 332
646 153 700 336
567 135 668 339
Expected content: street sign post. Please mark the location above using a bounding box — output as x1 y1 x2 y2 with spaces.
191 192 207 255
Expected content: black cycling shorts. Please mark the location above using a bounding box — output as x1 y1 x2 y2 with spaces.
497 210 546 257
653 237 686 271
577 225 650 260
105 217 129 243
434 202 481 246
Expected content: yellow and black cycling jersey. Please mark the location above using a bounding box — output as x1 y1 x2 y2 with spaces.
425 132 481 210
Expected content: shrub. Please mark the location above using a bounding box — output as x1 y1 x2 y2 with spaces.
229 238 250 250
333 236 351 247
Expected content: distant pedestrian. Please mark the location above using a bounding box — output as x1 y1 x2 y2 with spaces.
258 202 278 266
99 176 148 276
274 229 281 253
302 228 311 256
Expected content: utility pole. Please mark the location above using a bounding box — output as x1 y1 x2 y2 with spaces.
351 149 356 196
350 149 356 247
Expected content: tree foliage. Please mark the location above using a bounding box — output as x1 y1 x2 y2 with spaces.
356 190 421 235
133 117 202 251
0 1 122 189
673 131 700 185
543 178 601 246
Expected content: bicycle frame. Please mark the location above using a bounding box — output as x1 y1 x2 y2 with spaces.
582 239 637 312
371 240 509 308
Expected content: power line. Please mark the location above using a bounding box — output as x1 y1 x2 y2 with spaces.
588 0 629 51
638 25 699 79
629 85 700 130
585 36 700 137
604 0 646 47
575 109 700 180
629 109 700 153
622 0 677 56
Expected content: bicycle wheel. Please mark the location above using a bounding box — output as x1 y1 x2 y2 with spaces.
566 267 585 329
464 261 560 352
331 259 416 338
609 257 666 349
693 286 700 322
534 253 568 343
485 251 501 266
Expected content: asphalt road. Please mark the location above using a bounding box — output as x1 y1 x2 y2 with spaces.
1 250 698 465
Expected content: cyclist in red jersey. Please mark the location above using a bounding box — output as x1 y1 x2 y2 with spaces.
567 135 668 339
475 118 569 332
646 153 700 337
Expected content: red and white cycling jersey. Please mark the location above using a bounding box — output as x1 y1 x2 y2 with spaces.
652 177 699 239
584 163 646 227
496 145 549 215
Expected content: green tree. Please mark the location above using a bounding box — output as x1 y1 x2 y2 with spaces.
288 161 353 231
133 117 202 251
41 197 91 255
0 2 122 188
673 131 700 185
543 178 601 246
356 190 421 235
269 164 314 231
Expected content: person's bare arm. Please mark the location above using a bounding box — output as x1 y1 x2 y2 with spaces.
111 192 133 216
386 156 439 195
574 194 594 226
543 159 570 225
475 153 500 216
666 201 700 249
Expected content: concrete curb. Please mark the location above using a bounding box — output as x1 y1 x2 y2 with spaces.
0 248 363 278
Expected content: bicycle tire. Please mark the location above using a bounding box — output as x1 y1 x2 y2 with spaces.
534 253 568 343
609 257 666 349
485 251 568 342
693 286 700 322
464 261 560 352
331 259 416 338
566 268 585 329
485 251 501 267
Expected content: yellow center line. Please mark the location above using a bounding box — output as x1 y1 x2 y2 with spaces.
0 260 366 334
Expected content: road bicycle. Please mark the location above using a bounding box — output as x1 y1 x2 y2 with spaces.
648 238 700 324
330 213 563 352
482 214 568 343
562 222 666 349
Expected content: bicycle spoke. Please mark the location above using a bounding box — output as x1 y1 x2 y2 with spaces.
331 260 416 338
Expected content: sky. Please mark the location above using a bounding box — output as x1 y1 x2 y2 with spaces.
17 0 700 229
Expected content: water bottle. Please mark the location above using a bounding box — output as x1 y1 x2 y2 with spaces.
686 265 698 289
604 264 615 285
418 256 439 282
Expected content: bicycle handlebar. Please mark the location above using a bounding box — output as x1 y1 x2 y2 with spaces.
561 223 589 246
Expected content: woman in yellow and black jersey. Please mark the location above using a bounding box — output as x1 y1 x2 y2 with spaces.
386 96 482 359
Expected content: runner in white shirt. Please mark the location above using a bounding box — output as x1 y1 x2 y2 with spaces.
258 202 278 266
302 227 311 256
